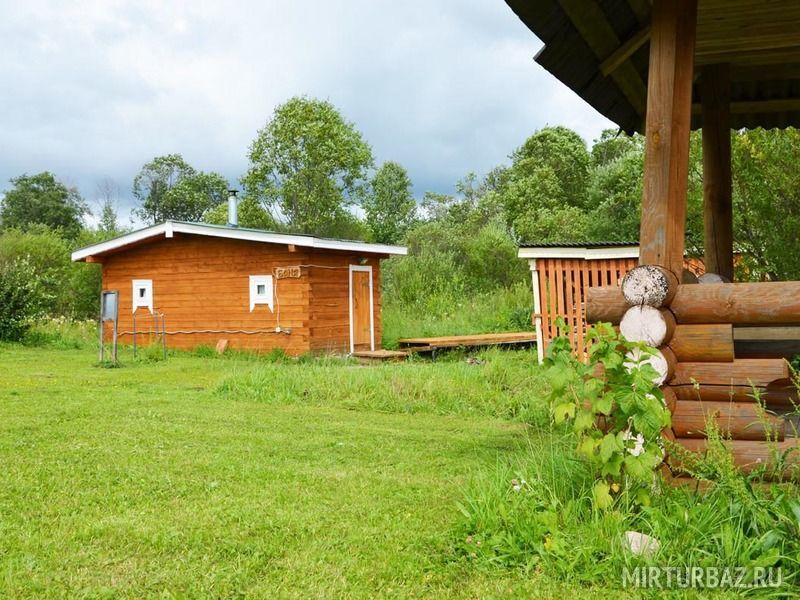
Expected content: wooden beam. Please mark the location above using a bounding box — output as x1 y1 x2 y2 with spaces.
670 383 799 407
671 359 789 387
668 323 734 362
287 244 297 253
639 0 698 276
671 282 800 324
692 97 800 115
557 0 648 114
734 326 800 341
672 400 785 441
591 281 800 326
701 64 734 281
729 63 800 82
85 255 100 263
600 25 651 77
671 438 800 477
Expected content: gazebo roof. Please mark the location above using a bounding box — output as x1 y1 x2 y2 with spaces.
505 0 800 133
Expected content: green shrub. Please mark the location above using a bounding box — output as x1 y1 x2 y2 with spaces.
0 227 102 319
0 258 50 341
543 321 670 508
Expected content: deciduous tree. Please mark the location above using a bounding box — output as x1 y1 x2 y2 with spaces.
133 154 228 224
242 97 373 236
0 172 86 238
364 161 416 243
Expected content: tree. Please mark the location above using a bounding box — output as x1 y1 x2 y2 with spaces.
242 97 374 235
509 126 591 208
133 154 228 224
363 161 416 243
732 128 800 280
95 178 121 236
0 172 86 238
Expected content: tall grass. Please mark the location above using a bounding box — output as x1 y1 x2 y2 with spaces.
21 317 97 349
216 347 547 423
382 282 534 348
456 426 800 593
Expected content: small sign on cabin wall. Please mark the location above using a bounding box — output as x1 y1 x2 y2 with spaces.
274 266 302 279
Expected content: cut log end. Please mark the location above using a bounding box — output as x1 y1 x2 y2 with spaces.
622 265 679 307
620 305 677 347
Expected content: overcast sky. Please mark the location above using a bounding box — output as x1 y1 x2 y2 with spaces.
0 0 613 224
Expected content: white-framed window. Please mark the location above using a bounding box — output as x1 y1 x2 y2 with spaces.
249 275 274 312
132 279 153 313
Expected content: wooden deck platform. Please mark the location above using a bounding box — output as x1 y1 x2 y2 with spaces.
352 332 536 362
398 331 536 352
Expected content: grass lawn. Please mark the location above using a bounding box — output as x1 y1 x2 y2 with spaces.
0 345 609 598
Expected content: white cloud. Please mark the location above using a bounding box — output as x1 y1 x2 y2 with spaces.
0 0 613 223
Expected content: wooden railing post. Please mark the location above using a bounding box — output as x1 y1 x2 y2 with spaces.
701 63 734 281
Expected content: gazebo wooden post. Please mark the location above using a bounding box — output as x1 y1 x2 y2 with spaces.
639 0 698 275
701 64 734 281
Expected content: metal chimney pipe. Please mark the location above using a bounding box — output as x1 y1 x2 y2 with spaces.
227 190 239 227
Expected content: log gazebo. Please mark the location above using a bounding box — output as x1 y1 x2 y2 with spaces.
506 0 800 478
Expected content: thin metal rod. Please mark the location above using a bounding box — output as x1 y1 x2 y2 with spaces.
132 312 137 358
98 317 104 362
162 314 167 360
112 319 118 363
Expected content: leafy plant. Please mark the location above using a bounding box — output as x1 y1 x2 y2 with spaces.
543 320 671 508
0 257 50 341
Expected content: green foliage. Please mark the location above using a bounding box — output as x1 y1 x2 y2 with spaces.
133 154 229 224
456 428 800 592
543 322 670 508
585 143 644 241
0 257 49 341
510 126 590 208
242 96 373 236
733 128 800 280
0 227 102 319
364 161 417 243
0 172 86 238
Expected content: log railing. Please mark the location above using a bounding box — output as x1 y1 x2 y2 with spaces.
586 279 800 480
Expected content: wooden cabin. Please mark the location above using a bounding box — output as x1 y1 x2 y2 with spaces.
507 0 800 479
518 243 707 361
71 221 406 355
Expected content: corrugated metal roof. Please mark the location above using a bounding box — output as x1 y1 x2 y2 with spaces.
518 240 639 248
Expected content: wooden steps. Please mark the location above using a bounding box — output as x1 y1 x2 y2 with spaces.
352 349 409 364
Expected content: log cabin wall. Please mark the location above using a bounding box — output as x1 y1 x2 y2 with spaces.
306 250 382 354
100 235 383 355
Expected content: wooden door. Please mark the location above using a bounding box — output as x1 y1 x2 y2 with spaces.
350 267 373 352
